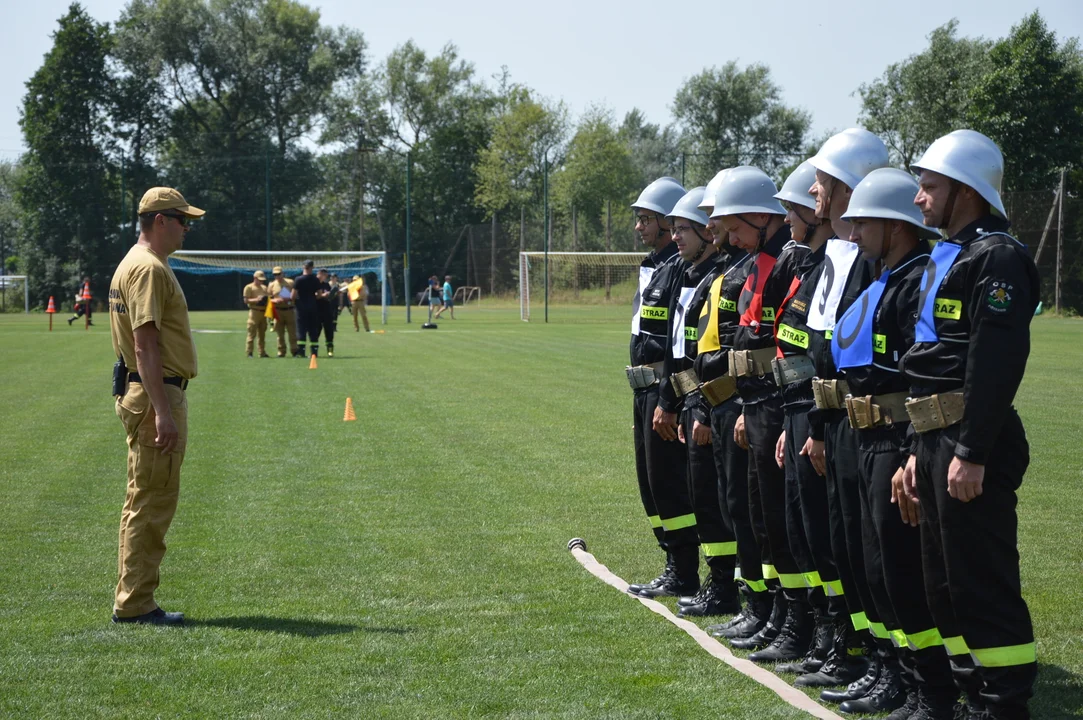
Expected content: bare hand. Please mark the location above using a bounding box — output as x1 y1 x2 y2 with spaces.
154 410 179 454
902 454 920 505
653 407 679 441
800 437 826 477
891 466 921 527
692 420 712 446
947 456 985 502
733 414 748 450
678 423 686 444
775 430 786 468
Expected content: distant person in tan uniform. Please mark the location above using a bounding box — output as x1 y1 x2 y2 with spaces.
268 266 299 357
347 274 371 332
242 270 270 358
108 186 203 625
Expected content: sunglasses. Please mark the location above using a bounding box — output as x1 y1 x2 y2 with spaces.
159 213 190 227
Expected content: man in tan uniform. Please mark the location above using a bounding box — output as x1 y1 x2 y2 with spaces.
242 270 270 358
347 274 371 332
108 186 202 625
268 265 299 357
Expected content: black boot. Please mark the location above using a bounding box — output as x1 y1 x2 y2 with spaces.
748 595 814 663
730 590 786 649
706 583 754 630
627 553 673 595
777 607 832 674
908 685 964 720
884 689 921 720
796 617 869 688
839 660 907 714
638 544 699 598
678 573 740 617
821 655 881 704
298 343 306 357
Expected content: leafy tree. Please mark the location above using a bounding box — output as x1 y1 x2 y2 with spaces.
552 106 636 231
857 20 991 167
618 109 680 191
672 62 810 183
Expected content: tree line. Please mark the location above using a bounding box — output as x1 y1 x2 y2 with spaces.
2 3 1081 310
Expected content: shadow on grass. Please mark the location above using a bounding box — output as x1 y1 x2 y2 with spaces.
1033 663 1083 719
191 616 410 637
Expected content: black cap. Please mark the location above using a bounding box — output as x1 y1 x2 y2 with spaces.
303 259 314 269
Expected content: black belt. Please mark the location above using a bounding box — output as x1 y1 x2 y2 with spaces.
128 372 189 391
277 305 294 311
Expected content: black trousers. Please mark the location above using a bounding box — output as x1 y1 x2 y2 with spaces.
743 398 802 595
632 386 696 550
297 305 322 345
710 398 764 591
823 413 875 632
915 410 1036 716
683 406 736 579
784 403 839 608
319 310 335 347
858 426 954 694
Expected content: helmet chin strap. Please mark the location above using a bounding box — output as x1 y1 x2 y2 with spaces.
940 180 960 231
793 205 818 242
690 225 712 262
738 215 769 251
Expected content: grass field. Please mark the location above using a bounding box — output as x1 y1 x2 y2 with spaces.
1 305 1081 719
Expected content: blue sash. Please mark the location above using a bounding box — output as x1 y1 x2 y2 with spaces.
832 268 889 369
915 242 964 343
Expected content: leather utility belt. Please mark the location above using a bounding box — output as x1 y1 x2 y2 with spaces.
626 361 664 390
845 391 909 430
128 372 190 391
669 368 737 407
771 355 816 388
812 378 851 410
727 347 777 379
277 304 294 311
905 391 965 434
670 369 700 397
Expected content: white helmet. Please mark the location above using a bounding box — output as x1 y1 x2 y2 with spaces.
841 169 939 239
808 128 890 190
698 169 731 212
669 187 711 226
631 176 686 216
710 166 786 218
911 129 1007 219
774 161 817 210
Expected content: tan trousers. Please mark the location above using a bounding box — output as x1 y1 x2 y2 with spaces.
246 310 267 355
275 308 298 355
114 383 187 617
352 301 370 332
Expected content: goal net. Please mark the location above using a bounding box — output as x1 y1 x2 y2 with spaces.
169 251 388 324
519 252 644 322
0 275 29 313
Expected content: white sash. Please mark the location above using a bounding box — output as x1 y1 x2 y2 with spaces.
671 287 696 360
631 266 655 336
807 238 862 332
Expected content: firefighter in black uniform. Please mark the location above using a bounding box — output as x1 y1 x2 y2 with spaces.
293 260 322 357
654 187 739 617
316 269 336 357
625 177 700 599
831 168 957 719
711 166 811 662
899 130 1038 720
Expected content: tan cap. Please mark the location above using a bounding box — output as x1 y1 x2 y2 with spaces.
272 266 283 275
254 270 266 280
352 275 361 281
138 187 206 218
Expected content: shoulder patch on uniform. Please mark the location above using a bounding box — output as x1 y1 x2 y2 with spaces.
986 281 1013 314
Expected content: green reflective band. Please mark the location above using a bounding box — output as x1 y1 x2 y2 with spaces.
803 571 823 588
719 297 737 312
743 578 768 593
890 629 908 648
778 323 809 349
825 329 833 340
933 297 962 320
761 307 776 321
703 541 737 557
942 635 970 656
778 572 806 589
824 579 844 597
907 627 944 651
647 514 663 529
868 621 889 639
761 564 779 580
662 513 696 531
873 333 887 354
641 306 669 320
684 326 699 340
850 612 869 631
971 642 1037 668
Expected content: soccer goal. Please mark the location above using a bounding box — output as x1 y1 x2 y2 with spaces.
519 252 645 322
454 286 480 306
170 250 388 324
0 275 30 313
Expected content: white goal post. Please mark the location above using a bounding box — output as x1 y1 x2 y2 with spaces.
0 275 29 314
170 250 389 324
519 252 645 322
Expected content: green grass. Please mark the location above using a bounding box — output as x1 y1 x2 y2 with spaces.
0 307 1080 719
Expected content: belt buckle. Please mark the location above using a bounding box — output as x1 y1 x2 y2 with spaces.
770 358 785 388
844 396 860 428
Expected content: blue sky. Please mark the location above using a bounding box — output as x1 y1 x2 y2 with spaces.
3 0 1081 160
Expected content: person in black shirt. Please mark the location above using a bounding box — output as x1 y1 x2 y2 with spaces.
899 130 1038 720
292 260 322 357
316 269 336 357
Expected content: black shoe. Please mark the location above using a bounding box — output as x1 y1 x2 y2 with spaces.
259 353 270 358
628 556 674 596
247 353 253 358
748 599 813 663
884 690 921 720
678 581 740 617
112 607 184 626
67 317 74 325
777 612 832 673
638 572 699 598
795 652 869 687
728 590 783 646
838 667 906 714
821 659 880 703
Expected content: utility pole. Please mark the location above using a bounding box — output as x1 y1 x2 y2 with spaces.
405 151 412 323
543 155 549 323
265 139 272 251
1056 168 1065 314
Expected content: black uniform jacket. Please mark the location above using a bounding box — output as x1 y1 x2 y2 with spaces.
733 226 810 404
772 240 827 408
900 215 1038 465
694 247 752 385
658 251 732 420
629 242 687 367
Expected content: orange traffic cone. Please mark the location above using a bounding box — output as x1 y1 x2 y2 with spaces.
47 296 56 331
309 354 318 370
343 397 356 422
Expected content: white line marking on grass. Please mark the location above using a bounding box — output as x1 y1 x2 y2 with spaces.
570 546 844 720
192 329 242 334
